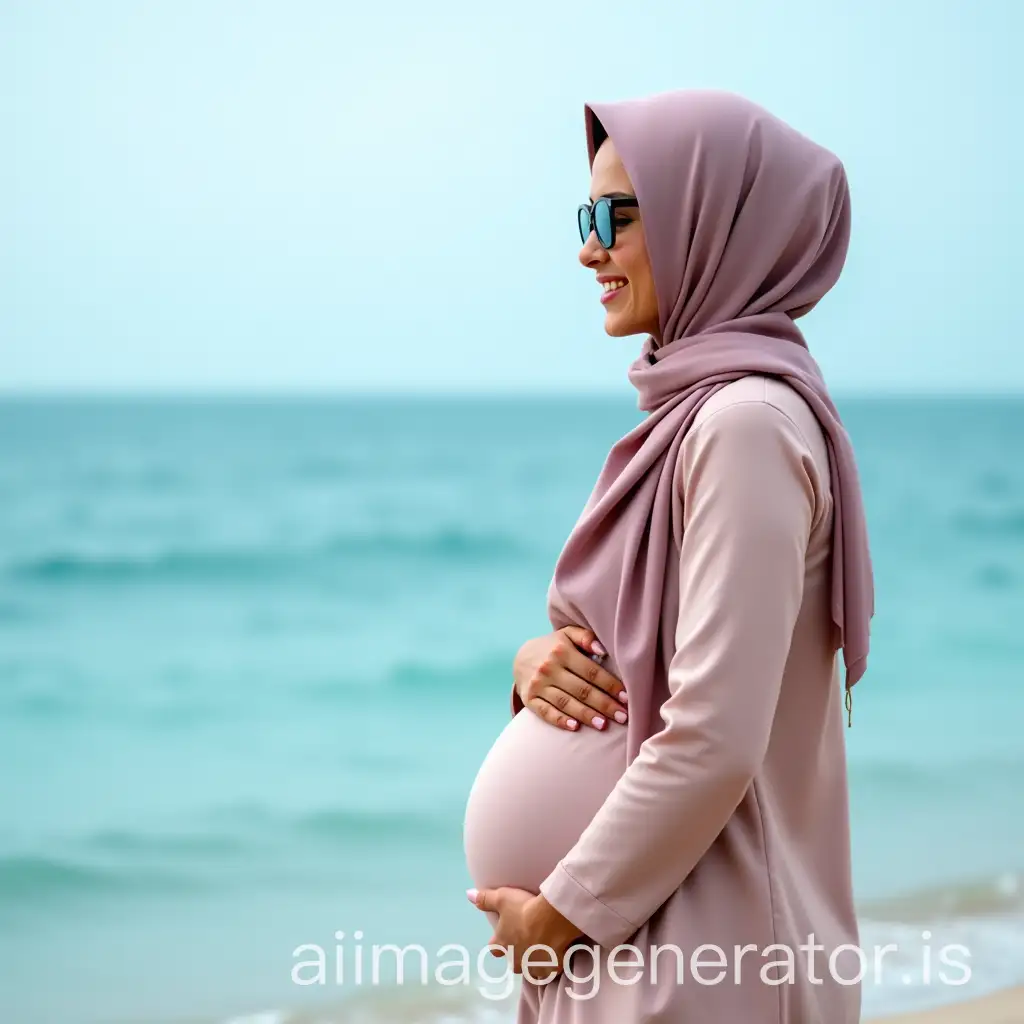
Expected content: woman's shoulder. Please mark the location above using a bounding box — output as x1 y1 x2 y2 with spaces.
690 375 830 472
680 375 834 526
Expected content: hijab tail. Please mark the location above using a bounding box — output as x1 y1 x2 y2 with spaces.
843 651 868 726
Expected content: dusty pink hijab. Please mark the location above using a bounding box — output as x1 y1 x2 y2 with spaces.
545 89 874 761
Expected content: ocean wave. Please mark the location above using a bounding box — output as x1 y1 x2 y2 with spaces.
214 984 516 1024
215 987 516 1024
207 901 1024 1022
5 689 87 720
321 529 524 562
59 807 455 868
974 562 1017 590
294 807 455 843
0 810 453 909
952 506 1024 538
849 756 1024 795
6 530 527 584
857 911 1024 1017
298 653 516 701
386 654 513 692
70 466 187 492
291 457 358 481
0 853 201 905
848 760 972 798
0 600 36 623
9 549 297 583
0 806 457 913
85 828 246 859
208 903 1024 1023
860 870 1024 922
197 801 458 847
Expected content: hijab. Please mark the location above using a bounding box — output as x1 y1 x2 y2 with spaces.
544 89 874 760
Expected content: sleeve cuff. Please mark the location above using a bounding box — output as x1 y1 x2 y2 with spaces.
539 861 639 950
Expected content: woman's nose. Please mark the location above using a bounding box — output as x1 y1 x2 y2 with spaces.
579 235 606 268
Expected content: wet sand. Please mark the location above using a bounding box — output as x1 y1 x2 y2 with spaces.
869 985 1024 1023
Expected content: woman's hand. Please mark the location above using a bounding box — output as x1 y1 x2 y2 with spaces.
467 886 583 979
513 626 628 732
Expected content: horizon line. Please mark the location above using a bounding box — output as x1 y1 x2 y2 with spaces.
2 387 1024 401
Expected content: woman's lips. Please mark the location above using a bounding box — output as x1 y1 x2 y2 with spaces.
600 282 628 305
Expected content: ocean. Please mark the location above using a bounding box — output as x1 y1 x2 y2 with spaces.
1 395 1022 1024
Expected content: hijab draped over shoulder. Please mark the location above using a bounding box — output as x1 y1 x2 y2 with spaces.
544 89 874 759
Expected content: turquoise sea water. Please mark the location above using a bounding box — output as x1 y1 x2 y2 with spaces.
1 395 1023 1024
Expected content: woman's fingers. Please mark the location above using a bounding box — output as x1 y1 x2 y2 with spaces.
537 683 625 731
559 624 605 658
561 645 628 711
515 628 627 732
526 696 581 731
551 672 628 729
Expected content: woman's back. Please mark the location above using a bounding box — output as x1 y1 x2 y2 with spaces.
520 373 862 1023
687 373 860 1022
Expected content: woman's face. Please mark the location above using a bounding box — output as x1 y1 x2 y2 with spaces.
579 137 661 343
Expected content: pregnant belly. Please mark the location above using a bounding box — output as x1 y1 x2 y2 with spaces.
463 708 627 898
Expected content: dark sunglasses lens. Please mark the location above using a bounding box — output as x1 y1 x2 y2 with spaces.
594 199 613 247
578 206 591 243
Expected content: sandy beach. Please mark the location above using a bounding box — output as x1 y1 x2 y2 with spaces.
869 985 1024 1023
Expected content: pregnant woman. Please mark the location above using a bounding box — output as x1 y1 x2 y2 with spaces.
463 88 875 1023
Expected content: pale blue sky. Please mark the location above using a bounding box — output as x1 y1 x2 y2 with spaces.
1 0 1020 395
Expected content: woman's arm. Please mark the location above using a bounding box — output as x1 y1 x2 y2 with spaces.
535 398 818 949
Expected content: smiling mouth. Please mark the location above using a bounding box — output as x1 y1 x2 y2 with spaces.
601 281 628 304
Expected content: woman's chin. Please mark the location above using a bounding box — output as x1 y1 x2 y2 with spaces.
604 315 642 338
604 312 660 341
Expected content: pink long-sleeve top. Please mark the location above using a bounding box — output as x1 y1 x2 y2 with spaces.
523 374 860 1022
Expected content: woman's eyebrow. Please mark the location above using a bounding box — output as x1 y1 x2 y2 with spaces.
588 190 636 202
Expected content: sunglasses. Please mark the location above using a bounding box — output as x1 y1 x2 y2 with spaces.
577 195 639 249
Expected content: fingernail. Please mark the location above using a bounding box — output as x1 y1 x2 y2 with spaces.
593 716 605 729
614 710 627 724
618 690 628 704
592 641 606 656
567 718 578 730
466 888 478 903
